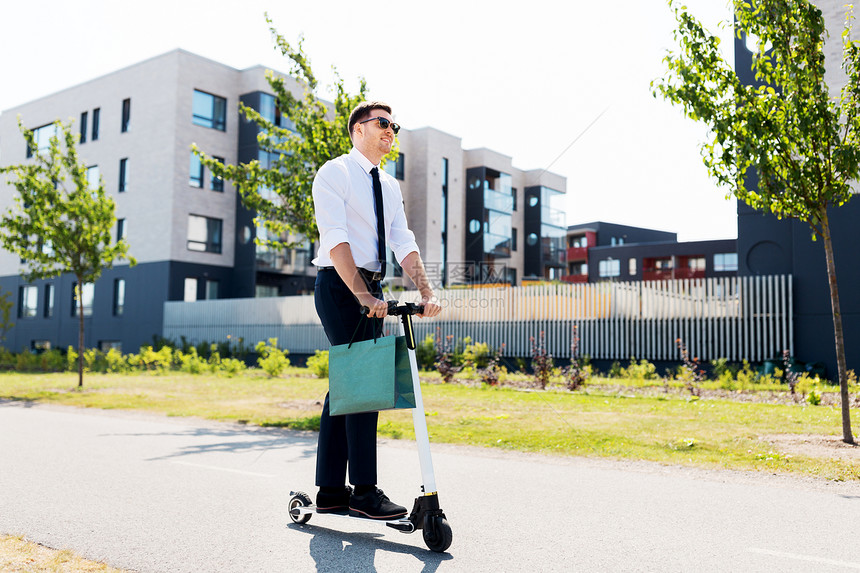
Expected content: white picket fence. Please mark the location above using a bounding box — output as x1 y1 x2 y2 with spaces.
162 275 793 362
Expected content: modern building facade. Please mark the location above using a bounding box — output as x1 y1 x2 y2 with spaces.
562 222 737 283
0 50 566 352
734 0 860 378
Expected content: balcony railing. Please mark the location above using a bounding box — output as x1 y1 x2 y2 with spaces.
484 231 512 258
642 268 705 281
567 246 588 261
542 206 566 227
485 188 514 213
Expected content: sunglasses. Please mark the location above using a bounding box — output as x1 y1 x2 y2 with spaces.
358 116 401 134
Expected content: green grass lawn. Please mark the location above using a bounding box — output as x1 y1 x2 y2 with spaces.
2 369 858 481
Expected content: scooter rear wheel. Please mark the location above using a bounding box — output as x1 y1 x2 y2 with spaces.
423 515 452 553
289 491 313 525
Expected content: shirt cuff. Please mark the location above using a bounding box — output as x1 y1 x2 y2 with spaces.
393 241 420 264
320 229 350 258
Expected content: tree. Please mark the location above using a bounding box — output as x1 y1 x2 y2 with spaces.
653 0 860 443
194 14 399 251
0 118 135 387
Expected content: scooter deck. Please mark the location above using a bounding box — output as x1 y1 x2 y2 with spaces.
290 504 415 533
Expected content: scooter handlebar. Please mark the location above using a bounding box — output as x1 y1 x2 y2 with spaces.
359 300 425 316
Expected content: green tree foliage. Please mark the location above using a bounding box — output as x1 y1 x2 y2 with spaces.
653 0 860 443
0 119 135 387
194 14 398 249
0 289 14 344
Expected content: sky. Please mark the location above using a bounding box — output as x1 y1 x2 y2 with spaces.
0 0 737 242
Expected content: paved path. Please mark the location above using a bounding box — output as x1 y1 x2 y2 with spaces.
2 401 860 572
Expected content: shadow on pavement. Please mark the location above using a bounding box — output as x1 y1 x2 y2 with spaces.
99 425 319 462
288 522 453 572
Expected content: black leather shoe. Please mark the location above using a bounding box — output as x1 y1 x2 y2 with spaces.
349 488 407 520
316 486 352 514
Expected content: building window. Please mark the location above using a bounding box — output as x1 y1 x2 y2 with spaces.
187 215 222 253
205 280 219 300
259 93 295 130
118 158 128 192
113 279 125 316
18 285 38 318
189 152 204 188
184 278 198 302
211 156 224 191
598 259 621 278
26 123 58 158
192 89 227 131
256 285 279 298
629 258 637 276
117 218 126 242
99 341 122 352
92 107 100 141
44 284 54 318
32 340 52 352
121 98 131 132
87 165 100 190
80 111 88 144
71 283 94 317
383 153 405 180
714 253 738 272
688 257 706 271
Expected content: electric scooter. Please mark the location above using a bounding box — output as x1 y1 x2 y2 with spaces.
288 301 453 553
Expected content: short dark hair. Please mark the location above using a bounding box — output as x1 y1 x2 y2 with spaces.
348 101 392 138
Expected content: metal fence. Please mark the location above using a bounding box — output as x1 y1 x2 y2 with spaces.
162 275 793 362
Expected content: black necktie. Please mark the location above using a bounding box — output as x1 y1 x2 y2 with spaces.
370 167 386 280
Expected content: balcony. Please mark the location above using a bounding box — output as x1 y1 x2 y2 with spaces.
642 268 706 281
542 206 566 228
485 188 514 213
484 231 512 258
542 246 566 267
561 274 588 284
567 245 588 261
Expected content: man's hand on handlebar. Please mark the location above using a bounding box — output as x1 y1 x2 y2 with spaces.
357 294 388 318
418 300 442 318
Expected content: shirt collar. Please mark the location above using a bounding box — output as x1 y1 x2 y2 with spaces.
349 147 379 175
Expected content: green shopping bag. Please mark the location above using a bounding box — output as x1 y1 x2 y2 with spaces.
328 334 416 416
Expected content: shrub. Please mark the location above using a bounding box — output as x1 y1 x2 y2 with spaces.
415 334 436 371
608 361 623 378
529 331 553 389
256 338 290 377
562 325 588 391
623 358 659 381
463 341 492 369
477 344 505 387
219 357 247 377
676 339 704 396
179 347 207 374
307 350 329 378
434 328 461 384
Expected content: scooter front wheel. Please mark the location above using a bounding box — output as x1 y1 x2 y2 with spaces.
423 515 452 553
289 491 313 525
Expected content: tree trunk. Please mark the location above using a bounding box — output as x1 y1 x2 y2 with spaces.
76 280 84 388
820 210 853 444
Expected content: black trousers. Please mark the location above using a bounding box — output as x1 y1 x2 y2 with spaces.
314 268 383 487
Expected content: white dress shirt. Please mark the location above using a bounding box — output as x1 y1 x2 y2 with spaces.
312 147 419 271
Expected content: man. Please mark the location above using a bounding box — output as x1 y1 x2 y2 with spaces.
311 101 442 520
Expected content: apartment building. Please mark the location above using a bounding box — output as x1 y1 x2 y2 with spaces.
0 49 566 352
562 222 736 283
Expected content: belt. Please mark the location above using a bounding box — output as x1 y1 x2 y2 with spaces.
318 266 383 282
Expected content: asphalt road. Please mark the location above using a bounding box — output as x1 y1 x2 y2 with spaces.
2 400 860 572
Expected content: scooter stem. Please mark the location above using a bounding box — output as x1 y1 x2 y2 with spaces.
399 313 438 494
